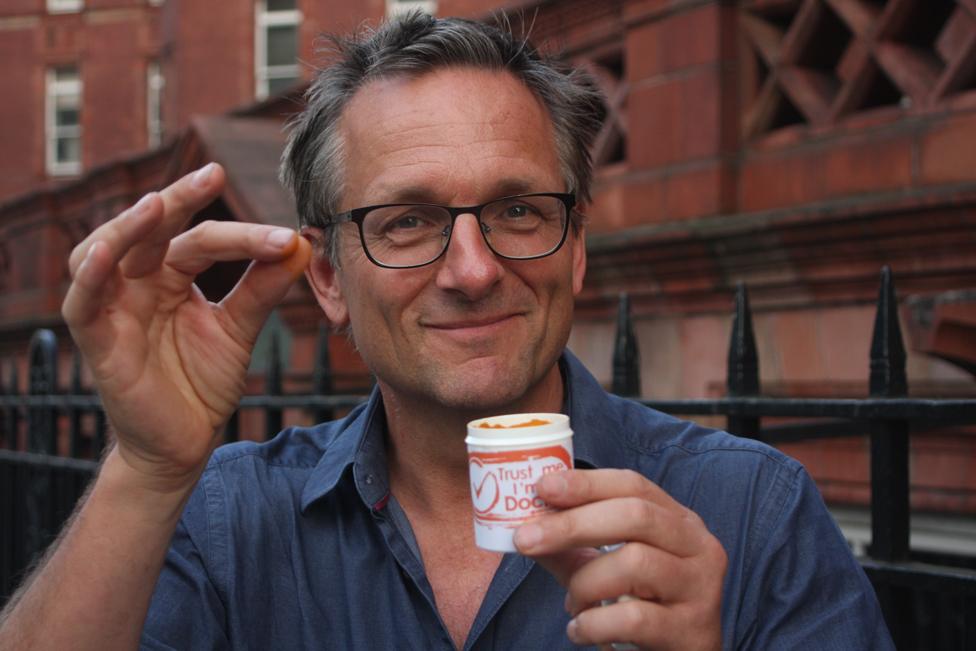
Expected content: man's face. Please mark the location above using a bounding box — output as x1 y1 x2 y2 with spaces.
311 67 586 413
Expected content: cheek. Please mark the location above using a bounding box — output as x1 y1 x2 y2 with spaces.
342 268 430 339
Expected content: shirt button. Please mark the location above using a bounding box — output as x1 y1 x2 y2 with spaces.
366 474 375 485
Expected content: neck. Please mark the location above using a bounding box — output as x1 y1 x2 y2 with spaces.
382 364 565 520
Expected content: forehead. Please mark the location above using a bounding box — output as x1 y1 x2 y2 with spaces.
337 67 563 207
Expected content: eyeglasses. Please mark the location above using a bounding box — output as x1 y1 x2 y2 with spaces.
321 192 576 269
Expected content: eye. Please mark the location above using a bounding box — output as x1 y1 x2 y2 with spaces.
376 208 442 235
499 202 543 220
388 214 424 231
364 205 448 245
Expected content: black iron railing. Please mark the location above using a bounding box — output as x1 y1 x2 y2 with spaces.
615 269 976 650
1 268 974 649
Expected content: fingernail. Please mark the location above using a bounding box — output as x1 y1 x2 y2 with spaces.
566 618 580 643
78 242 97 274
191 163 215 188
267 228 295 248
132 193 153 216
563 592 573 614
514 523 543 552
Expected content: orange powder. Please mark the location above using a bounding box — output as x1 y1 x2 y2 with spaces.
478 418 551 429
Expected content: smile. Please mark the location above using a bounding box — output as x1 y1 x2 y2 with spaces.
427 314 519 329
424 313 523 338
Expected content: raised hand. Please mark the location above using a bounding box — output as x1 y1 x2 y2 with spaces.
61 163 311 490
514 469 727 651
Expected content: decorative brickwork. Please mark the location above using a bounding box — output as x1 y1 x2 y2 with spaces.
582 50 628 167
741 0 976 137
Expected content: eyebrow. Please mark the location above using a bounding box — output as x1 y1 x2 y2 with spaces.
374 178 543 205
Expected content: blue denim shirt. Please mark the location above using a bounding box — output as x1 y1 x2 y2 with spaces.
142 351 893 650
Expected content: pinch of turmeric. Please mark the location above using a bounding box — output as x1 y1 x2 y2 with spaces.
478 418 551 429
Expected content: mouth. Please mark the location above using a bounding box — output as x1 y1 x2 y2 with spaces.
425 314 521 330
422 312 526 344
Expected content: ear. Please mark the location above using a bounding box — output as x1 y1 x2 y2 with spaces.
302 229 350 328
571 224 587 296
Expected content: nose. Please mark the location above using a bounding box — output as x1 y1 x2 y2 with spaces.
434 213 503 299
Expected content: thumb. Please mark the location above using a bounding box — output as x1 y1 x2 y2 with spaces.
219 235 312 343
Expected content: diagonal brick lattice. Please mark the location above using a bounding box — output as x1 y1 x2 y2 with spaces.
740 0 976 137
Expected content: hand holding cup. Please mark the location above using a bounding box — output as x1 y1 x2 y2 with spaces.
513 468 727 650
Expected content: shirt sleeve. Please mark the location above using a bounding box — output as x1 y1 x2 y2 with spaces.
140 481 230 650
736 465 895 650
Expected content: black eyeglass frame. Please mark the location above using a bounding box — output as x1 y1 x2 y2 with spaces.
320 192 577 269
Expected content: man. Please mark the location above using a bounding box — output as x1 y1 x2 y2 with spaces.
0 13 891 650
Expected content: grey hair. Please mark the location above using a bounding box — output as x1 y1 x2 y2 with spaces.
280 11 606 265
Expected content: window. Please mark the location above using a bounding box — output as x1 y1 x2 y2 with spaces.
386 0 436 17
255 0 301 100
46 66 82 176
147 61 164 148
47 0 83 13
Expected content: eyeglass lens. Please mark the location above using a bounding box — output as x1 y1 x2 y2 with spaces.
359 195 568 267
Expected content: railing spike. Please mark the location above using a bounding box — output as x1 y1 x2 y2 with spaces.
8 358 20 449
7 360 17 397
866 266 912 640
93 409 106 459
0 359 8 449
728 282 759 396
612 292 641 397
6 358 19 447
266 330 283 438
869 265 908 398
726 283 760 438
69 350 83 458
268 331 282 394
313 323 335 424
27 330 58 455
224 409 240 443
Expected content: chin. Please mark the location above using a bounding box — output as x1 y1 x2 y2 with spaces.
430 362 534 412
429 358 532 410
442 385 525 411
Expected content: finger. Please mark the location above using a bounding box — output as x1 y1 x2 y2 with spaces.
564 543 689 615
514 496 702 557
119 162 226 278
63 241 115 327
67 192 163 277
568 598 665 649
535 469 687 514
164 221 301 278
528 547 602 588
62 241 124 361
218 236 312 345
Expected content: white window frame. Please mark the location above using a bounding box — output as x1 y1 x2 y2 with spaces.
254 0 302 100
46 67 82 177
386 0 436 17
147 61 164 148
47 0 83 13
830 505 976 559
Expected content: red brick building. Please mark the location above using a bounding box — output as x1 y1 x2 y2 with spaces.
1 0 974 556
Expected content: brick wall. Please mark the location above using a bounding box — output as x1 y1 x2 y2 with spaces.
0 2 161 203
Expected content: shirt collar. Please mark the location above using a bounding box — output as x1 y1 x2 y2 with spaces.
300 349 631 513
300 385 391 513
560 348 634 471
